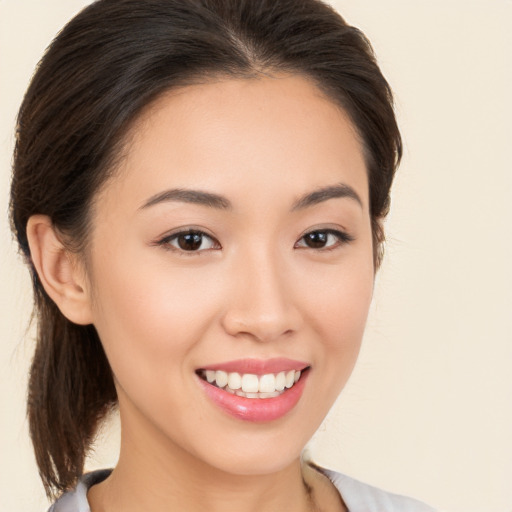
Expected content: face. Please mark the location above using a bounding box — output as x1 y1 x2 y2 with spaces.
84 74 374 476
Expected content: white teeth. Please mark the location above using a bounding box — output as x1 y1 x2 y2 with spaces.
215 370 228 388
259 391 281 398
241 373 259 393
259 373 276 393
204 369 305 397
227 372 242 390
275 371 286 391
234 390 282 399
285 370 295 388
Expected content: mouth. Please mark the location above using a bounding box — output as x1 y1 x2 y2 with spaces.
196 368 306 399
195 359 311 422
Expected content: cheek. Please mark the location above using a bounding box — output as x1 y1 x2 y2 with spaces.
88 254 222 382
300 254 374 338
323 271 373 347
87 259 226 446
317 288 371 380
297 250 374 386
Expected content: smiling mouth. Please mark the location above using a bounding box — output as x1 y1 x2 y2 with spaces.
196 368 308 399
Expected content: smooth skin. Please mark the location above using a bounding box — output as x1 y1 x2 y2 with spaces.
27 74 374 512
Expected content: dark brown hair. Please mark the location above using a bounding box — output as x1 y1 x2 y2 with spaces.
9 0 401 498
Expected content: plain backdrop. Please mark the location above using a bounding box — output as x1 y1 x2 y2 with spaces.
1 1 511 511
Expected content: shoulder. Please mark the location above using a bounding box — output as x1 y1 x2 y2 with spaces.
319 467 437 512
47 470 112 512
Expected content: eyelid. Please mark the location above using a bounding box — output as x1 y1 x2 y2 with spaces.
151 225 353 253
153 227 221 253
294 227 355 250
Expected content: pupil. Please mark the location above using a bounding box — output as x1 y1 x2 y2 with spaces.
306 232 327 248
178 233 202 251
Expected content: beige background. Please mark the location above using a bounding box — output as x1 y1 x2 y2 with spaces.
1 1 510 511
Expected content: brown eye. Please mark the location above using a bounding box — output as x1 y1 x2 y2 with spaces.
177 232 203 251
160 230 219 252
295 229 354 250
303 231 329 248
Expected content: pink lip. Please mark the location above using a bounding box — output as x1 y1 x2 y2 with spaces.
199 358 309 375
197 365 310 423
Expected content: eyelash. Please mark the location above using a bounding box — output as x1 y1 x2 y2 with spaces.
155 228 354 254
294 228 355 251
156 229 220 254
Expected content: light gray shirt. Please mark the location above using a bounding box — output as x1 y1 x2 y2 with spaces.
48 467 437 512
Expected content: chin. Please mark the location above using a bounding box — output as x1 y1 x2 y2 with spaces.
207 447 303 477
181 418 316 478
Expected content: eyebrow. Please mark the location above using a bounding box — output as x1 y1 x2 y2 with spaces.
140 182 362 211
291 183 363 210
140 188 232 210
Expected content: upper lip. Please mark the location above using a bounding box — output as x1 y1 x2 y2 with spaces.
198 358 310 375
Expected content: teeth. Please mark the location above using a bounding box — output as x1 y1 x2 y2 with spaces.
204 369 304 397
228 372 242 390
259 373 276 393
259 391 281 398
215 370 228 388
241 374 259 393
235 390 282 399
285 370 295 388
275 371 286 391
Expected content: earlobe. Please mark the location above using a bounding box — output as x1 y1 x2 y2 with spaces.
26 215 93 325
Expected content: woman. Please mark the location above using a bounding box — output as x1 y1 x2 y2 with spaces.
10 0 436 510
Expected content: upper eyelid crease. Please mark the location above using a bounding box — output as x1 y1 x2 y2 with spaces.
161 229 218 243
157 230 221 253
155 228 352 253
296 229 354 246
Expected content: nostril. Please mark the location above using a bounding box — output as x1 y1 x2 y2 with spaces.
221 313 300 343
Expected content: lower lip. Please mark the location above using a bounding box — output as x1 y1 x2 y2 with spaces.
197 369 309 422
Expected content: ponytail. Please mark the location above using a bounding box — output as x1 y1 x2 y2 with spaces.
27 288 116 497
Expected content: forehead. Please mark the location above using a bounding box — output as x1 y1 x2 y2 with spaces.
98 74 368 216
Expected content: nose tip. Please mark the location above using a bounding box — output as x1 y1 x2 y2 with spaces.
221 261 302 343
222 308 297 343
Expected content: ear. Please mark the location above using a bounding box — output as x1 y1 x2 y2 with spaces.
26 215 93 325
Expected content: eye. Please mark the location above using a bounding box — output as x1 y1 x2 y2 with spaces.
158 230 220 253
295 229 353 250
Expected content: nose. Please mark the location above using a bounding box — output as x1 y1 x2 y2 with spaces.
221 248 302 343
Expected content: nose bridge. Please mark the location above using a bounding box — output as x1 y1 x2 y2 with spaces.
222 243 299 342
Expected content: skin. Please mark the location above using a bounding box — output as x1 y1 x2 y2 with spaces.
28 74 374 512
